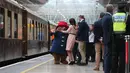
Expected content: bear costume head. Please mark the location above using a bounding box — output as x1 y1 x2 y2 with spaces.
56 21 68 30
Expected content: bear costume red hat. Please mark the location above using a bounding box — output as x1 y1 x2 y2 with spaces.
56 21 68 29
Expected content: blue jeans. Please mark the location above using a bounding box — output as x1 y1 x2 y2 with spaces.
104 44 112 73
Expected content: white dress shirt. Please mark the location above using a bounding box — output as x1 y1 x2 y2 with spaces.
89 31 95 43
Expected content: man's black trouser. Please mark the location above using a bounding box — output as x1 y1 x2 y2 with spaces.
72 42 81 63
87 43 95 61
111 35 125 73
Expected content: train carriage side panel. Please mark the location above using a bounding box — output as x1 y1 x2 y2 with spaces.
26 12 49 56
0 0 23 62
27 13 39 56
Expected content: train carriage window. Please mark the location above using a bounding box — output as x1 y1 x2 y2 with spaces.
38 23 43 41
0 7 4 38
29 20 31 33
39 23 41 41
37 22 40 40
41 24 42 41
39 23 41 40
29 20 32 40
42 24 44 41
36 21 37 40
14 13 18 38
32 20 34 40
34 21 36 40
41 23 44 41
8 10 11 38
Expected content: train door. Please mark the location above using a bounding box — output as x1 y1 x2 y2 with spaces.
22 10 28 57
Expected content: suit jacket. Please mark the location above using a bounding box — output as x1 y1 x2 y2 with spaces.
102 13 113 45
94 19 103 43
77 20 89 42
126 15 130 35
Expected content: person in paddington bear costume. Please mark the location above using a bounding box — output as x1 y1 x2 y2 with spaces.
50 21 69 64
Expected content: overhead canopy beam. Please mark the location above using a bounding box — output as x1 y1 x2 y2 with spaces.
29 0 48 4
15 0 48 4
14 0 48 11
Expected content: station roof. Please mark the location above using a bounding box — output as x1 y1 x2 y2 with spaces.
14 0 129 24
37 0 105 24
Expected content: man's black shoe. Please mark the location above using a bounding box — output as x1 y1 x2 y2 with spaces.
77 63 87 66
100 59 103 62
68 61 75 65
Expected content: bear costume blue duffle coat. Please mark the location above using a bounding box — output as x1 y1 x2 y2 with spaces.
50 31 68 54
50 21 69 55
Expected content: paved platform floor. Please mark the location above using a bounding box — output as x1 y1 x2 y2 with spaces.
26 61 104 73
0 55 53 73
24 55 104 73
0 54 104 73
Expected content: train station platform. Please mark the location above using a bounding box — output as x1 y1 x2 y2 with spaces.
0 54 104 73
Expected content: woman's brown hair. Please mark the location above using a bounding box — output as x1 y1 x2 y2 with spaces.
69 18 76 26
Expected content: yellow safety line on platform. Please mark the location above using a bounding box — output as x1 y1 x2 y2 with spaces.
21 58 54 73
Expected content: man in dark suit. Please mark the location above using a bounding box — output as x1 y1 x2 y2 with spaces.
77 15 89 65
93 12 105 71
102 4 113 73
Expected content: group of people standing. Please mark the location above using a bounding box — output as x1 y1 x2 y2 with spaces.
50 1 130 73
50 15 93 65
99 1 130 73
